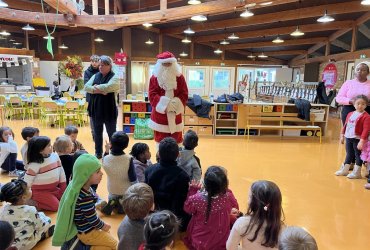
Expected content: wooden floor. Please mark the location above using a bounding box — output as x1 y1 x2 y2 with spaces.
0 116 369 250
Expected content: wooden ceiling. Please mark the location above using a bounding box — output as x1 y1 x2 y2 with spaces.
1 0 370 64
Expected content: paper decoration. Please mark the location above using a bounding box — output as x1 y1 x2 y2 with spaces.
0 54 18 62
14 61 19 66
322 63 337 88
6 62 11 67
29 58 34 63
21 59 27 65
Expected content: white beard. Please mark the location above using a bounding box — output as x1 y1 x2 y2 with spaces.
154 63 181 90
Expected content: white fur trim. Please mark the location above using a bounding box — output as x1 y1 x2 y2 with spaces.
156 96 171 114
148 119 184 133
157 57 177 64
172 97 185 115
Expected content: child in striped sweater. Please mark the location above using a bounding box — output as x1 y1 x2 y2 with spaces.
24 136 66 211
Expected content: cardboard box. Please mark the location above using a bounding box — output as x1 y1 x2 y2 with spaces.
184 126 198 133
198 117 213 125
282 129 301 136
123 104 131 112
198 126 213 135
185 115 198 125
185 106 196 115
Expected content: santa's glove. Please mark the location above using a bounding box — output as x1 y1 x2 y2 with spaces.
168 99 182 114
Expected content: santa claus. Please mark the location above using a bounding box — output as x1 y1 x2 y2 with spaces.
148 51 188 144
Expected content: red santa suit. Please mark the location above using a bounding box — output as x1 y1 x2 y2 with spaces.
148 52 188 143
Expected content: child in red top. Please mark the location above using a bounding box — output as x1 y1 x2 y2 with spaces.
335 95 370 179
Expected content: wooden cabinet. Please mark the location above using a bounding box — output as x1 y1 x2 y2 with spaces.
214 103 239 136
122 100 151 134
183 106 214 135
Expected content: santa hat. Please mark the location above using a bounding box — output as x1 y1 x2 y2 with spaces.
156 51 177 64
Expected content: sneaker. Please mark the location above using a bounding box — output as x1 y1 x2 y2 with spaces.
95 154 102 160
8 170 21 177
101 199 116 215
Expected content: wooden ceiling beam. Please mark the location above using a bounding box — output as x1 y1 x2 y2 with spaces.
224 37 327 50
43 0 87 15
162 1 369 35
195 21 353 43
331 40 351 51
359 24 370 40
1 0 245 29
7 0 47 13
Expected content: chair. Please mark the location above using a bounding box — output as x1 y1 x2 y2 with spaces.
8 96 27 120
78 101 89 126
40 101 62 127
61 101 80 127
73 93 84 100
29 96 44 119
0 95 6 125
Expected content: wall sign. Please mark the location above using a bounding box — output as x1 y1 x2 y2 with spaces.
322 63 337 88
114 52 127 65
0 54 18 63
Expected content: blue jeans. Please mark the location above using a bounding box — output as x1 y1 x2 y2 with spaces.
93 118 117 157
1 153 24 172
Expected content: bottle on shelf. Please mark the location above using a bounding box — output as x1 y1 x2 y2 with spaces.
209 93 214 102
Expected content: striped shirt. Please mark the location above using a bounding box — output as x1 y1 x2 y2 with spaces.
24 153 66 190
74 187 104 233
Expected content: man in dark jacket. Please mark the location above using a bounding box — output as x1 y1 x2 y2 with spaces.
84 55 100 141
144 137 190 232
84 55 119 159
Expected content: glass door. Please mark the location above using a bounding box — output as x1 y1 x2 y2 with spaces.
210 67 235 97
184 66 210 96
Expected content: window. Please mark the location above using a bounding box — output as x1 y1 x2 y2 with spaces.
213 70 230 89
187 69 205 88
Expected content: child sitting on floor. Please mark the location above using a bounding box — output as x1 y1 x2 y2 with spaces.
20 127 39 169
24 136 66 211
53 135 74 184
130 143 152 182
102 131 137 215
52 154 117 250
0 220 17 250
64 126 85 154
0 179 54 250
184 166 239 250
117 183 154 250
278 226 318 250
0 126 24 177
177 130 201 181
139 210 179 250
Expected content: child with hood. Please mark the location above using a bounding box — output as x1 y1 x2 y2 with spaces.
52 154 118 249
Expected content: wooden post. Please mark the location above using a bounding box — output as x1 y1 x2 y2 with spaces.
105 0 109 15
159 34 163 53
91 31 96 55
57 36 62 55
351 24 358 52
325 41 330 56
221 51 225 61
24 31 29 50
190 42 194 60
160 0 167 11
92 0 98 15
123 28 132 94
114 0 118 14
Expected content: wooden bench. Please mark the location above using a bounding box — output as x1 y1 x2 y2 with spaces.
245 125 322 143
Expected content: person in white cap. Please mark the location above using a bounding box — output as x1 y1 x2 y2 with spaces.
148 51 188 144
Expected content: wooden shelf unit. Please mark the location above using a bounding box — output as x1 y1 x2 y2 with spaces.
122 100 151 134
183 106 214 136
237 102 329 138
214 103 239 136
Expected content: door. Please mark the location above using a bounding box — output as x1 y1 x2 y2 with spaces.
210 67 235 97
184 66 209 96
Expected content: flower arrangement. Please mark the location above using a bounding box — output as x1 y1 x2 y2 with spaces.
58 56 84 80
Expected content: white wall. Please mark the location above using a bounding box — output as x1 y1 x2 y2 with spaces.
39 61 90 91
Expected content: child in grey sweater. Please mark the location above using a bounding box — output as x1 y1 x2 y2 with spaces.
177 130 201 181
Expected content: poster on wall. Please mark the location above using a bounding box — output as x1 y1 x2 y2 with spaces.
321 63 337 88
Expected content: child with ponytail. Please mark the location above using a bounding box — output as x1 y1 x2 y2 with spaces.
183 166 239 250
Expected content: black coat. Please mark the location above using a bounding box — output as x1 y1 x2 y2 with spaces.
88 71 117 122
144 160 190 231
84 66 99 102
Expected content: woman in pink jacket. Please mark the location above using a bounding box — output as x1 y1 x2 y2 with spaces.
336 63 370 125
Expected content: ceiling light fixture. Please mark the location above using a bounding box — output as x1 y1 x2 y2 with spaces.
22 24 35 31
143 22 152 28
220 39 230 45
240 8 254 17
317 10 334 23
290 26 305 37
361 0 370 5
260 1 273 6
13 42 22 45
272 35 284 43
228 33 239 40
0 0 8 8
214 48 223 54
0 31 10 36
182 37 191 43
247 54 256 58
188 0 201 4
179 51 188 57
59 44 68 49
9 39 15 42
184 27 195 34
191 15 207 22
43 35 55 40
145 38 154 45
94 37 104 42
258 52 268 58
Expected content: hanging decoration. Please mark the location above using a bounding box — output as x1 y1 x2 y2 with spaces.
41 0 59 58
321 63 337 88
